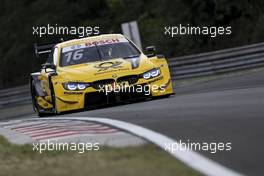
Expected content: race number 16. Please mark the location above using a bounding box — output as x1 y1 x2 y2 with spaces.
65 49 84 63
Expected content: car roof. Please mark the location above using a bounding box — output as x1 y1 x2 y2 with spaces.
56 34 125 48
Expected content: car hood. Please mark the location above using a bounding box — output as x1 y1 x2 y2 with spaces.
57 55 155 82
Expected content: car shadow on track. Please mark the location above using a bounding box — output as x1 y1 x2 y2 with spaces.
38 95 173 118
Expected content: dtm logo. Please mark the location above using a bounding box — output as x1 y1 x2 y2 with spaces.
70 44 82 50
94 61 123 71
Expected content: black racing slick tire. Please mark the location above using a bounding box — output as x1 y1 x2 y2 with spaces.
30 80 46 117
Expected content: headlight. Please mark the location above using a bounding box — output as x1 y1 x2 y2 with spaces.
77 83 86 90
143 72 151 79
64 82 90 91
142 68 160 80
67 83 77 91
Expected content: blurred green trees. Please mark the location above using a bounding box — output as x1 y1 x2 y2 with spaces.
0 0 264 88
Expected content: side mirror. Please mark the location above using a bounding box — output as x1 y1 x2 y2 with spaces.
146 46 156 57
42 63 56 73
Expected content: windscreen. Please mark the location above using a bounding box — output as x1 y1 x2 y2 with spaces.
60 38 140 67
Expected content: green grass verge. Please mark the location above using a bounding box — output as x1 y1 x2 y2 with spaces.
0 136 201 176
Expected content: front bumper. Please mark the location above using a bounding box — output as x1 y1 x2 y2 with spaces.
54 75 173 113
84 84 150 107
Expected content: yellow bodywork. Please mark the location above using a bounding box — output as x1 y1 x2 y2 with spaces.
36 34 173 113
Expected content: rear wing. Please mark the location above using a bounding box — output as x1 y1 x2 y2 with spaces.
34 42 58 58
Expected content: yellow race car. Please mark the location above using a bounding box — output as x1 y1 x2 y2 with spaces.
30 34 174 116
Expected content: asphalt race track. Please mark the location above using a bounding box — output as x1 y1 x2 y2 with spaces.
60 69 264 176
2 69 264 176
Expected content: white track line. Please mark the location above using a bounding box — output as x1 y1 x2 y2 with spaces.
1 117 244 176
40 117 244 176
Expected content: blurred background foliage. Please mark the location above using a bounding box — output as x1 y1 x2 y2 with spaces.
0 0 264 88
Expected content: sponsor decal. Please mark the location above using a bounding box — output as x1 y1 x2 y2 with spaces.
64 92 84 95
94 68 129 76
85 38 127 47
62 38 128 53
112 74 118 78
94 61 123 71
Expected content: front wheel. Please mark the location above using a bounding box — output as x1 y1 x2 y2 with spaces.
30 80 56 117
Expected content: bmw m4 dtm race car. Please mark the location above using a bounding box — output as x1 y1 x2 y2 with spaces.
30 34 174 116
